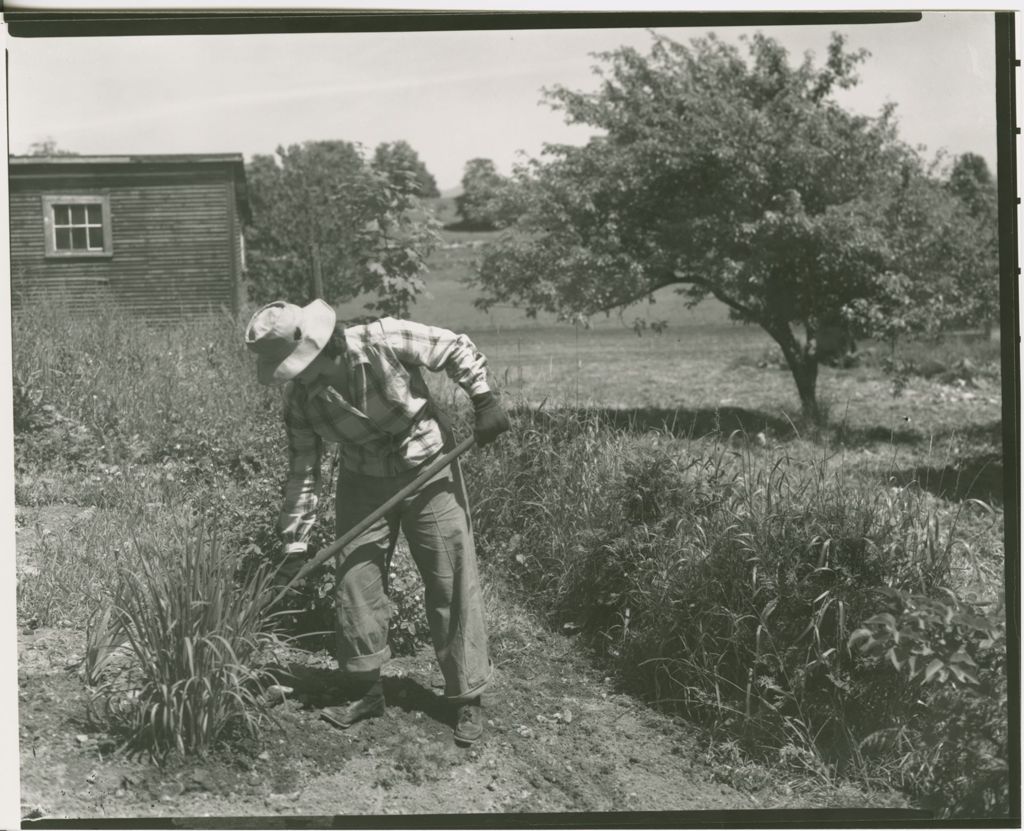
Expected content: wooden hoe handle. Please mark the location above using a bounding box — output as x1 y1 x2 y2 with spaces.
266 434 477 610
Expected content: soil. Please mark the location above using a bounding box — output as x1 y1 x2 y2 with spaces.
17 506 910 825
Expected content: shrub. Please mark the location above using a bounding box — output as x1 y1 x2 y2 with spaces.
851 590 1009 817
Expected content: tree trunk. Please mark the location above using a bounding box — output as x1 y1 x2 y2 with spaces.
791 357 820 423
772 325 821 424
310 244 325 300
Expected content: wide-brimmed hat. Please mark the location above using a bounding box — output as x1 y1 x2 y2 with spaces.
245 299 337 386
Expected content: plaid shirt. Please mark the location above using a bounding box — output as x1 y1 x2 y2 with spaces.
279 317 490 553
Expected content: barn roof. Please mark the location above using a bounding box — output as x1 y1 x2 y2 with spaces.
9 153 251 221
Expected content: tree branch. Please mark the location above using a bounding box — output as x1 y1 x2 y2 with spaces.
684 274 761 322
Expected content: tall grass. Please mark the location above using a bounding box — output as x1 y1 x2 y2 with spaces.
12 295 278 474
463 406 1008 817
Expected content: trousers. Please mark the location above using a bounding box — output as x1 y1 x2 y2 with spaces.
333 453 492 702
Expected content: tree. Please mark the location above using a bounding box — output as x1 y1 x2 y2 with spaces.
849 152 1000 347
948 152 995 217
945 153 999 335
454 158 511 230
245 140 439 317
27 137 77 156
371 140 440 198
473 32 986 420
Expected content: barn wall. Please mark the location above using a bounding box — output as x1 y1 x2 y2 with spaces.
10 169 240 321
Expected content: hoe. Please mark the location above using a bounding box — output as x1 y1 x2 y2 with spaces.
265 434 477 610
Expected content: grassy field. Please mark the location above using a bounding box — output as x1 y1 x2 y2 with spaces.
334 225 735 332
11 227 1011 819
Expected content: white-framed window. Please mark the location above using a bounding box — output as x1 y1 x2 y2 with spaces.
42 194 112 257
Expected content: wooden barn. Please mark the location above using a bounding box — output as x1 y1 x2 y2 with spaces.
9 154 250 320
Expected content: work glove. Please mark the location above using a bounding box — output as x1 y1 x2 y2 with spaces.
471 390 510 446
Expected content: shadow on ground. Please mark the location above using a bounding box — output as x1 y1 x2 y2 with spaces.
513 404 1004 449
889 454 1005 505
832 418 1005 450
509 405 1008 504
270 661 453 729
511 404 797 440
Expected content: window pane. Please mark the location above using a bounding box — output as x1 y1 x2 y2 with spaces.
71 227 87 249
55 228 72 250
70 205 86 225
53 204 70 225
88 226 105 250
86 204 102 224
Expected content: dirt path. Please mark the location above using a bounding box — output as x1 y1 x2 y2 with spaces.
19 626 907 823
17 507 906 823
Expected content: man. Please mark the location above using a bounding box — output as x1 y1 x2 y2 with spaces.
245 298 510 745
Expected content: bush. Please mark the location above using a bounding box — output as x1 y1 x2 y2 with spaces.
851 590 1009 816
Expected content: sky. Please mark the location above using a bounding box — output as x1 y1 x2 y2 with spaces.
5 12 998 191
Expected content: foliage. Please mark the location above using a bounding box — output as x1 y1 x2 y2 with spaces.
245 140 440 315
11 298 277 477
463 406 1008 817
453 158 513 230
944 153 1000 332
85 521 281 758
851 590 1008 817
371 140 440 198
473 32 998 420
847 154 999 346
26 136 78 156
849 589 1000 687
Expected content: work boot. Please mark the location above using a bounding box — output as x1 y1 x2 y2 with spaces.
453 696 484 746
320 679 385 729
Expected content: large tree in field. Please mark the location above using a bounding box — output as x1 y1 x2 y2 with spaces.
246 140 439 317
371 140 441 198
473 32 994 420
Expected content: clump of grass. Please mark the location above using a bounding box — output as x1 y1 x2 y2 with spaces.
86 519 281 758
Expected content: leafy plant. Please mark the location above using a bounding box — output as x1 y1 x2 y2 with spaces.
850 589 1009 817
87 520 281 758
848 590 1001 687
387 550 431 656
